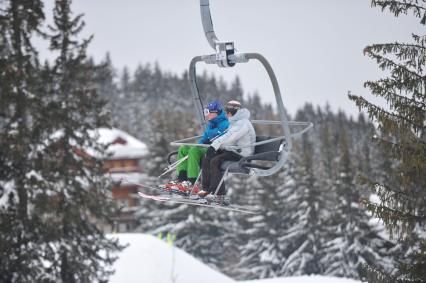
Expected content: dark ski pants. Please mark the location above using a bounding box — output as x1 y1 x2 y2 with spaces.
201 150 241 195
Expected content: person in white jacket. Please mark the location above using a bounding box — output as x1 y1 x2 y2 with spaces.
199 100 256 201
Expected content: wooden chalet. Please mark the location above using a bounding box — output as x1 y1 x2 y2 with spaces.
96 128 148 232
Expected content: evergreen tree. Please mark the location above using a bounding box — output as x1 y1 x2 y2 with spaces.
172 208 232 271
321 123 396 279
0 1 47 281
114 66 133 131
316 104 338 205
246 92 263 121
34 0 123 281
236 172 289 280
129 63 153 142
349 1 426 282
355 114 374 180
95 52 118 119
220 174 259 279
279 109 325 276
228 76 244 103
145 109 196 176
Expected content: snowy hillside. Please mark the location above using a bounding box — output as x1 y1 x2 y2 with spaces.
110 234 234 283
110 233 361 283
244 276 361 283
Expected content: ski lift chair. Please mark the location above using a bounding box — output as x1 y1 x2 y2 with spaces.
170 120 312 196
167 136 285 178
165 135 283 179
167 135 284 174
165 0 313 197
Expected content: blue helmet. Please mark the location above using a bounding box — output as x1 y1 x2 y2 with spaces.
205 101 222 114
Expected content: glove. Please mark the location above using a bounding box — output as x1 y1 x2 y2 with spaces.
206 146 217 159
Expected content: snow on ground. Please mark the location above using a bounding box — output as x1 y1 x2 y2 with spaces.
110 233 234 283
0 180 15 207
110 233 361 283
243 276 361 283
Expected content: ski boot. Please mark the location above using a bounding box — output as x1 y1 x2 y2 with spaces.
160 180 179 193
190 182 200 195
161 181 197 196
197 189 209 198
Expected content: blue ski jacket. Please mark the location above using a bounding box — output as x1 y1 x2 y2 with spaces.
198 110 229 144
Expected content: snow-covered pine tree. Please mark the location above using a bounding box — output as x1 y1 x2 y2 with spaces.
316 104 338 206
145 109 196 176
200 71 220 103
95 52 118 119
151 61 164 102
278 108 326 276
321 117 397 279
232 102 281 274
234 171 289 280
126 63 153 142
220 174 259 279
33 0 123 281
354 114 372 172
349 1 426 282
245 92 263 122
113 66 133 132
170 207 233 271
0 1 47 281
228 76 244 103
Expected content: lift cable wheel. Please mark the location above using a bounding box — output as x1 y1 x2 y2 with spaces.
200 0 236 68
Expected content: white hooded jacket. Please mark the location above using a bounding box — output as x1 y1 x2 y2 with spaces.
211 108 256 156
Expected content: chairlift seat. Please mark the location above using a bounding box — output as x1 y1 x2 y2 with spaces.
220 136 284 174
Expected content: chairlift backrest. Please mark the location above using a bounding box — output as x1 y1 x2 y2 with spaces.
254 136 284 161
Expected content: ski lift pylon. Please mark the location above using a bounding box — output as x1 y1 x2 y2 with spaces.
170 0 313 178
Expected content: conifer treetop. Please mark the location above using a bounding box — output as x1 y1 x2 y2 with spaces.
372 0 426 24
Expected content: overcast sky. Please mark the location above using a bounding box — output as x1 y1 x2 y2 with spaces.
38 0 422 117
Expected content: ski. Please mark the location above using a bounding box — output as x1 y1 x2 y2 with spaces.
127 181 193 197
138 192 258 214
128 180 259 214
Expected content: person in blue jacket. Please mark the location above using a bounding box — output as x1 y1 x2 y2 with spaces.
165 101 229 190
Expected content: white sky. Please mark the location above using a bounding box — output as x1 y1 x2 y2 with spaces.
37 0 422 117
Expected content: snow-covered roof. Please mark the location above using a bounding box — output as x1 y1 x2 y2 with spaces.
108 172 149 184
44 127 148 160
94 128 148 160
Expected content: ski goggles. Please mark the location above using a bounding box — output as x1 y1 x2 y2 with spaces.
225 105 240 114
203 108 219 116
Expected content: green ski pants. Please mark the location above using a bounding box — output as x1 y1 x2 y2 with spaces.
176 146 207 179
